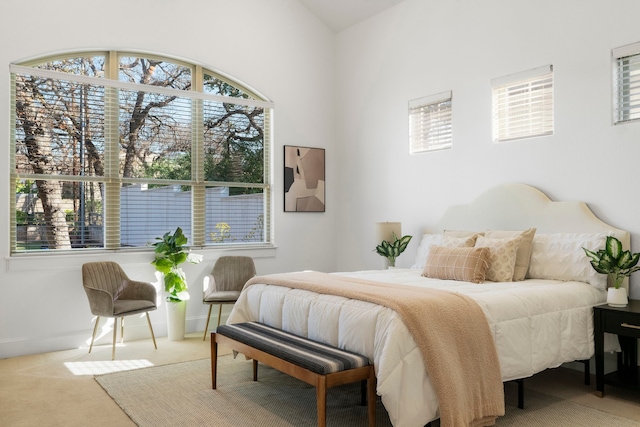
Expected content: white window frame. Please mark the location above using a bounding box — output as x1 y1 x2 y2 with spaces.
491 65 554 142
10 52 273 254
613 42 640 125
409 91 453 154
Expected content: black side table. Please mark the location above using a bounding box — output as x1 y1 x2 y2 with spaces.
594 298 640 397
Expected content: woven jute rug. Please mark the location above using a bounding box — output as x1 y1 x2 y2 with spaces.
95 356 638 427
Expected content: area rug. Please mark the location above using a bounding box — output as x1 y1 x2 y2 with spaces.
95 356 638 427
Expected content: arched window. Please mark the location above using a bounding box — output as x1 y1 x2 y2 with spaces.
10 51 272 253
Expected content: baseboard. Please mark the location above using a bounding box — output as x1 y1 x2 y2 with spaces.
0 314 218 359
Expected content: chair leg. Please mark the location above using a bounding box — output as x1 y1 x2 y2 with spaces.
146 312 157 349
120 316 125 343
216 303 223 327
203 304 214 341
112 318 118 360
89 316 100 354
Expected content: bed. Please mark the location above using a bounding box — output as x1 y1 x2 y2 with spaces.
227 183 627 427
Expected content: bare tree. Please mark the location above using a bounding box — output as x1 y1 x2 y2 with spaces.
15 77 71 249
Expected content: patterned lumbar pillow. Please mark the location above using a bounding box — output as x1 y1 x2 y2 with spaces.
422 245 490 284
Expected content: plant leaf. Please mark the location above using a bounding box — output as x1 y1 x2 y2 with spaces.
598 253 615 271
620 252 640 270
583 247 600 263
605 236 622 259
397 235 412 254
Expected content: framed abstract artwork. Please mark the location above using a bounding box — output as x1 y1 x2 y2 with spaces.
284 145 325 212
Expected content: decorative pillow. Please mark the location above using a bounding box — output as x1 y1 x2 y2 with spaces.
443 230 484 239
441 234 481 247
410 233 478 269
475 236 522 282
484 228 536 281
422 245 490 284
410 233 444 269
526 232 610 290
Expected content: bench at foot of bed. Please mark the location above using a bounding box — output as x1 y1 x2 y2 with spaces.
211 321 376 427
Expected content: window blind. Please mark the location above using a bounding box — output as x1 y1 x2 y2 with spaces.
492 65 553 142
409 91 452 154
613 42 640 124
10 56 273 253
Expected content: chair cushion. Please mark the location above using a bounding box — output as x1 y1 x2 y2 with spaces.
204 291 241 303
113 299 156 316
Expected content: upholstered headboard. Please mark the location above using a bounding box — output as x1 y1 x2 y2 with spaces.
426 183 629 291
431 182 629 245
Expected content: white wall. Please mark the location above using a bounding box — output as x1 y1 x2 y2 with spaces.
3 0 640 359
334 0 640 302
0 0 337 358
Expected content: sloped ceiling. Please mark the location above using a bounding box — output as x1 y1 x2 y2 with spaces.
297 0 406 32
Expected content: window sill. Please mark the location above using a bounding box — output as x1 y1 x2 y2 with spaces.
5 245 277 273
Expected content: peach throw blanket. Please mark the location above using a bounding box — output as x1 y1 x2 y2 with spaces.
244 271 505 427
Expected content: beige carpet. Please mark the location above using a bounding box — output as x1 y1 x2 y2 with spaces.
96 356 640 427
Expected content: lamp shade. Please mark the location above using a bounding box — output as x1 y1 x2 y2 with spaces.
376 222 401 243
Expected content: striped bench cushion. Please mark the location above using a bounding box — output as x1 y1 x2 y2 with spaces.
217 322 370 375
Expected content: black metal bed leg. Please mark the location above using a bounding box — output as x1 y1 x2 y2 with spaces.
580 359 590 385
516 378 524 409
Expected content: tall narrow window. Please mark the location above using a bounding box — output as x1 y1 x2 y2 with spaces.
10 52 273 254
613 42 640 124
492 65 553 142
409 91 452 154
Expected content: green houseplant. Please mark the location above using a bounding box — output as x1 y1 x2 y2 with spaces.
583 236 640 290
375 233 412 268
151 227 202 302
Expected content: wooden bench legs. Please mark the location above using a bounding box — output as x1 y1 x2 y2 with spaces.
212 332 376 427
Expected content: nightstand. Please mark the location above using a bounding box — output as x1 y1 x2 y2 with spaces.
594 299 640 397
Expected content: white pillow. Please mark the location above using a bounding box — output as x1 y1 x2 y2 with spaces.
475 236 522 282
410 234 443 269
526 232 610 290
442 234 481 247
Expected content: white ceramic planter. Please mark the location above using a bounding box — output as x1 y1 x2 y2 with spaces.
382 258 396 269
166 300 187 341
607 287 628 307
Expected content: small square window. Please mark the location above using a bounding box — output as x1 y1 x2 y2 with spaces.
491 65 553 142
409 91 452 154
613 42 640 125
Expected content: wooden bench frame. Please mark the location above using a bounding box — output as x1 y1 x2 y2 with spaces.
211 331 376 427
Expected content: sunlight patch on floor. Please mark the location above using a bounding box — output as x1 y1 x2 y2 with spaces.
64 359 154 375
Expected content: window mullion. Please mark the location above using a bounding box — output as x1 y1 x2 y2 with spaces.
104 51 120 249
192 65 205 247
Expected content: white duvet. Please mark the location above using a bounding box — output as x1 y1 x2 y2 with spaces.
227 268 610 427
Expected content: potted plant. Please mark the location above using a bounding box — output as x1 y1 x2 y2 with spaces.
375 232 412 268
151 227 202 340
583 236 640 307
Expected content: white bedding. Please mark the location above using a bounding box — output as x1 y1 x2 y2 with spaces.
227 268 611 427
227 183 629 426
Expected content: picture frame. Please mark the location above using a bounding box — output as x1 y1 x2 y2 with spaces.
283 145 325 212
